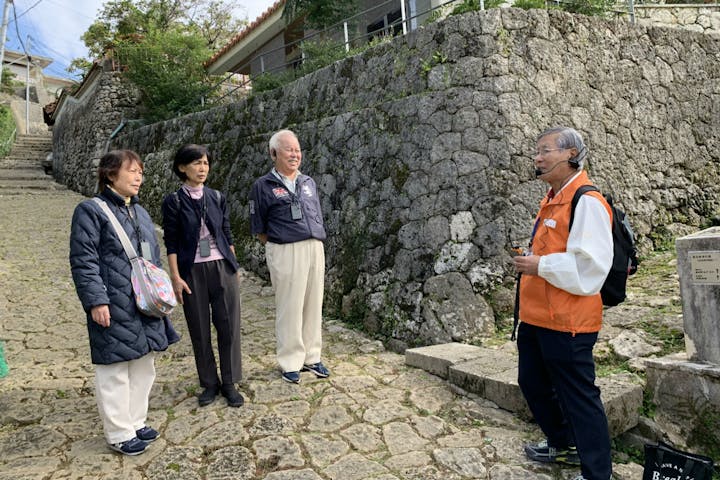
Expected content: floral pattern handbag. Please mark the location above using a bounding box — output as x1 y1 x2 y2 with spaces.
93 198 177 318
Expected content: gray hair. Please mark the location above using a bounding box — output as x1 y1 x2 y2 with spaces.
269 129 298 153
538 126 588 169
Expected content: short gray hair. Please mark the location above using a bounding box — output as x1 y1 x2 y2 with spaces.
538 126 588 169
269 129 298 153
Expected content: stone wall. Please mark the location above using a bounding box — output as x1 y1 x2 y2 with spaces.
634 4 720 35
51 70 141 194
57 8 720 349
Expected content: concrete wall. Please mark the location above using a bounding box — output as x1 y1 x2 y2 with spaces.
54 8 720 349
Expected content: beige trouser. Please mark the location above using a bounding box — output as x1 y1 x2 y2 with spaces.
265 239 325 373
94 353 155 444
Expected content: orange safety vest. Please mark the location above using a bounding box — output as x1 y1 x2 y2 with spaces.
519 171 612 334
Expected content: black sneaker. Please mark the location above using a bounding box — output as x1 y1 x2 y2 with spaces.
524 439 580 465
198 386 219 406
281 371 301 383
108 437 147 456
220 384 244 408
302 362 330 378
135 426 159 442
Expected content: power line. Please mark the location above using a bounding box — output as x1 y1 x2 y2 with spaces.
11 1 29 57
11 0 45 22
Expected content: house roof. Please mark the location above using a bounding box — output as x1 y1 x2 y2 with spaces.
3 48 53 69
204 0 285 73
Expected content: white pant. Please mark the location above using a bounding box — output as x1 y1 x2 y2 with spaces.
265 239 325 372
94 353 155 444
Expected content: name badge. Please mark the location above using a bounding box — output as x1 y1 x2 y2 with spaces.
199 238 211 257
291 203 303 220
140 241 153 259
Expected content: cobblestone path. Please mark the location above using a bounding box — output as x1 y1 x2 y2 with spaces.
0 187 644 479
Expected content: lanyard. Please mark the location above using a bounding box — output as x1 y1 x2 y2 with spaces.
121 204 143 252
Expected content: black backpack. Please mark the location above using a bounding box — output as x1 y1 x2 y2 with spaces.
570 185 638 307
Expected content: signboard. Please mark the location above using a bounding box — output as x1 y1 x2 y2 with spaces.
689 251 720 284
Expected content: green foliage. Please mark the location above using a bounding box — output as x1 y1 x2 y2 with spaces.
450 0 504 16
560 0 615 17
1 68 19 94
0 105 16 158
116 28 213 122
71 0 246 115
78 0 245 63
499 0 614 17
282 0 358 30
513 0 549 9
252 38 359 94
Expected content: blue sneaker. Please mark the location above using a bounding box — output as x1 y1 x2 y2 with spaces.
302 362 330 378
136 426 159 442
108 437 147 456
281 371 301 383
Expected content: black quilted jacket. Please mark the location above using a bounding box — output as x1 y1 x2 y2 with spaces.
69 188 172 365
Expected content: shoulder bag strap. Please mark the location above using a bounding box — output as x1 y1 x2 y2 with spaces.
92 198 139 261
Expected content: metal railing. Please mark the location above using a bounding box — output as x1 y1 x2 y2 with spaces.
191 0 464 110
178 0 720 116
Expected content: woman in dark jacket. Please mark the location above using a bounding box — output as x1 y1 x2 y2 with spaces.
69 150 178 456
161 144 243 407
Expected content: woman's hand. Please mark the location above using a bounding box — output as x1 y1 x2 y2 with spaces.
91 305 111 327
172 276 192 305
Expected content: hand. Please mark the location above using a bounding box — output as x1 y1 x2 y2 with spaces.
91 305 111 327
172 277 192 305
513 254 541 276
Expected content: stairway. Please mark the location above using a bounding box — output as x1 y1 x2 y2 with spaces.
0 133 66 195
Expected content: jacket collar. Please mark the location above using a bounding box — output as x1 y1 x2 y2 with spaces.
98 188 139 207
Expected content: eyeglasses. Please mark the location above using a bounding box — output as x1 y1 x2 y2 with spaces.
533 148 566 157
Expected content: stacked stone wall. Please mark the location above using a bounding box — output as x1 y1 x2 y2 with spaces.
51 71 140 194
634 4 720 35
57 8 720 349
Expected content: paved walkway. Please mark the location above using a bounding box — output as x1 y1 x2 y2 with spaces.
0 186 645 479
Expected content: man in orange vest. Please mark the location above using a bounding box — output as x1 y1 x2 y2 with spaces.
513 126 613 480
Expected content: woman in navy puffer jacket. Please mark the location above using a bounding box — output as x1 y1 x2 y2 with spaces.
69 150 178 456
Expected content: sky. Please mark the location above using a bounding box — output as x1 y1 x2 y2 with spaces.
2 0 278 81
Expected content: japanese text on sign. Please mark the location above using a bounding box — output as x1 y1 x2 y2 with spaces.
689 251 720 284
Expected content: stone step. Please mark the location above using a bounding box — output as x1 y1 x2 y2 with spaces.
0 179 66 191
0 160 45 169
0 168 49 180
0 187 69 196
406 342 643 437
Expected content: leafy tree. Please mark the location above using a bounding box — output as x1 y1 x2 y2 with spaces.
282 0 358 30
116 27 212 122
70 0 246 121
70 0 245 75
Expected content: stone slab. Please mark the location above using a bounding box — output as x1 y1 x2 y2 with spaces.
414 344 642 437
405 342 492 379
644 355 720 450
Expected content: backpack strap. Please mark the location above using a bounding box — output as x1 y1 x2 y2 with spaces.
569 185 600 230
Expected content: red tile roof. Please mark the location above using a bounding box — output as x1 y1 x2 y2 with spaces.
204 0 286 68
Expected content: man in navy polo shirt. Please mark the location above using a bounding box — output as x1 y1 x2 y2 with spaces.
249 129 330 384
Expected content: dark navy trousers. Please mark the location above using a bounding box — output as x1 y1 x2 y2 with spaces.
517 322 612 480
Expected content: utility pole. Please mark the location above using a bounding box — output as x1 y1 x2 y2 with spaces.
25 34 30 134
0 0 12 85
